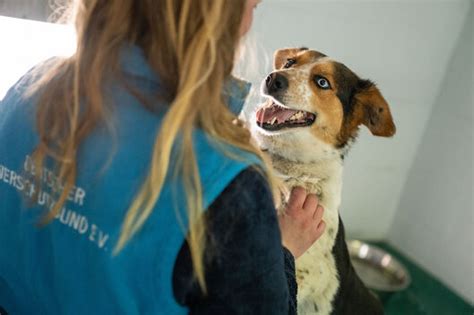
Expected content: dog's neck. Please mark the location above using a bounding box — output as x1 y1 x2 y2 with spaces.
270 153 343 178
268 152 344 213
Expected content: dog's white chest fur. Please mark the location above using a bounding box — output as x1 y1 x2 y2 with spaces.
271 153 343 315
252 121 347 314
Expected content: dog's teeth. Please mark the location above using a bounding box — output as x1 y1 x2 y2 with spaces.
270 117 277 125
287 111 308 122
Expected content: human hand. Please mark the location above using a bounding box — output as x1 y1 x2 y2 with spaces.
278 186 325 259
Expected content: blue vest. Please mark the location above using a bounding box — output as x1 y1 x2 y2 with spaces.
0 47 257 314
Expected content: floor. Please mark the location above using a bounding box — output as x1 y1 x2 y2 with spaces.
370 242 473 315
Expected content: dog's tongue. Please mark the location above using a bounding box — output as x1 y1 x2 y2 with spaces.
256 104 298 124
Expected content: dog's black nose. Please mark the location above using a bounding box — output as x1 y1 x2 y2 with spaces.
265 73 288 94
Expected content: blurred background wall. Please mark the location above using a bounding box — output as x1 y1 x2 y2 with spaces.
0 0 50 21
388 6 473 303
0 0 67 21
1 0 472 305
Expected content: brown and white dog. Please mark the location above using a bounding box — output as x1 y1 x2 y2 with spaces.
251 47 395 315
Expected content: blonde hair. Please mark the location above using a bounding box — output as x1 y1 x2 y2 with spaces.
29 0 276 291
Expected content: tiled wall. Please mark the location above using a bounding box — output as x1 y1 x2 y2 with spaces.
0 0 68 22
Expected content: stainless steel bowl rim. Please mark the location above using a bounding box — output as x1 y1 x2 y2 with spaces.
347 239 411 292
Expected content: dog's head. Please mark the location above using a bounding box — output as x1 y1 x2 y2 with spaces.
253 47 395 162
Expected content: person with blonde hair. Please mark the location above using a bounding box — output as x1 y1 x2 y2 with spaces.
0 0 325 314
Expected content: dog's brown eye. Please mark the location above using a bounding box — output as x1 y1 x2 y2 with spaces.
283 59 296 69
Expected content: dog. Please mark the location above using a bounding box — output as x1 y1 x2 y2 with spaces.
251 47 395 315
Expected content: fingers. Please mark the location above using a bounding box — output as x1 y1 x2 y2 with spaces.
279 186 327 259
302 193 318 212
313 205 325 240
286 186 306 214
286 187 323 219
313 205 324 221
315 220 326 239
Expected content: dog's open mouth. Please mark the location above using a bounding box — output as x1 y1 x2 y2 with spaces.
255 102 316 131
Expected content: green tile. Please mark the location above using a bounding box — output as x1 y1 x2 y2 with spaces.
366 242 473 315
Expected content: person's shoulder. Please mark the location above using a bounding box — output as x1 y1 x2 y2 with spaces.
1 57 62 105
209 166 274 218
227 167 270 193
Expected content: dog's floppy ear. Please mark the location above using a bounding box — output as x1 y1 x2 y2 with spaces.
273 47 307 69
355 80 396 137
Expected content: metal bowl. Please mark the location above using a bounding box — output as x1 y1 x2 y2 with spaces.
347 240 411 293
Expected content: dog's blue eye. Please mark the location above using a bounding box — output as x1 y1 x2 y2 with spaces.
315 76 331 89
284 59 296 69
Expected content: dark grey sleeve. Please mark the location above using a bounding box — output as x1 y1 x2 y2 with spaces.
172 167 297 315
